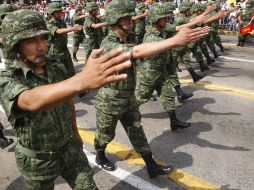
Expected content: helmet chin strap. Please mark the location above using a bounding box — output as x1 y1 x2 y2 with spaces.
116 23 135 37
17 53 35 66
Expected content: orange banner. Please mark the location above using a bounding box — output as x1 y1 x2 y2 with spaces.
240 24 254 35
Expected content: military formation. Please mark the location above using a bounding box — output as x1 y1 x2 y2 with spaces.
0 0 253 189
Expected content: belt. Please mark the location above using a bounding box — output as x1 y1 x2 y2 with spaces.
102 87 133 98
17 141 70 160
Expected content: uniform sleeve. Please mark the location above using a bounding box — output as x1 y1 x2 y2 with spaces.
0 72 30 124
84 17 94 29
176 16 187 25
163 23 177 34
46 20 58 36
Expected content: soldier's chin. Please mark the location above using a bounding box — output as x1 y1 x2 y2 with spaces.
32 57 47 66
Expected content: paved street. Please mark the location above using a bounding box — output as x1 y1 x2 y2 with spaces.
1 34 254 190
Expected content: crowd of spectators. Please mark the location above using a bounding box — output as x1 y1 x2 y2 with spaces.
3 0 252 32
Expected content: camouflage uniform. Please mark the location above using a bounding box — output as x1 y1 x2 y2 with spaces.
83 2 104 59
46 3 75 77
188 4 213 70
136 6 175 112
0 4 16 67
0 10 97 189
72 5 85 62
134 2 147 44
94 0 152 163
237 1 254 46
0 3 15 149
209 1 225 51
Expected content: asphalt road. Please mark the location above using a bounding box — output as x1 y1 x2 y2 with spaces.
0 34 254 190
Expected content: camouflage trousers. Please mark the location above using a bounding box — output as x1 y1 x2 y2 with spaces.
188 40 204 62
94 95 151 156
16 139 97 190
82 38 100 60
210 29 223 47
172 48 193 70
204 31 217 53
167 60 181 88
61 50 76 77
136 65 175 112
73 35 84 54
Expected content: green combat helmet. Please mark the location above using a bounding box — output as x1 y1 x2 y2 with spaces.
75 5 82 12
178 2 191 12
0 4 14 19
105 0 136 25
136 2 146 10
86 2 98 12
148 5 169 23
163 2 176 14
2 10 49 53
191 4 203 14
47 2 62 15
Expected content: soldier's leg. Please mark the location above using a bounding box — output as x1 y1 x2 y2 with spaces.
200 41 215 65
171 50 182 72
61 140 97 190
72 36 81 62
120 107 173 178
205 33 218 58
189 43 209 72
212 30 224 52
160 79 190 131
23 177 56 190
0 122 14 149
136 83 155 106
94 110 118 171
181 49 204 83
167 60 193 103
62 50 76 77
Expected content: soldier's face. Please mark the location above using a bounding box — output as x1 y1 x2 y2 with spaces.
158 17 169 28
53 11 62 20
90 8 99 16
118 16 133 31
19 35 48 67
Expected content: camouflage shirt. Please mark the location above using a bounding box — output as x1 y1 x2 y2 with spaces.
0 59 73 151
46 18 68 58
162 22 177 38
134 10 146 36
95 29 137 115
72 13 85 36
175 13 190 25
83 15 103 42
141 26 170 71
240 8 254 26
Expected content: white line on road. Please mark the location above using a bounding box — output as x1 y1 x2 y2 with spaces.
219 56 254 63
83 149 163 190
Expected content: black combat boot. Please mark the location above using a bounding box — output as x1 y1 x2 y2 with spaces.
175 85 193 103
198 60 210 72
0 130 14 149
188 68 205 83
212 50 219 59
142 152 174 178
168 110 191 131
219 44 225 52
95 151 116 171
205 55 215 65
73 52 78 62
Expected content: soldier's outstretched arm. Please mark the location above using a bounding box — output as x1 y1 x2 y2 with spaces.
91 22 109 29
132 26 210 59
204 11 227 24
16 48 131 112
56 24 83 34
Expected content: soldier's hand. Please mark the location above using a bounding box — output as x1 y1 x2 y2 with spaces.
73 24 83 31
143 11 148 17
194 14 209 24
217 11 227 19
81 48 131 90
206 4 216 14
173 26 210 46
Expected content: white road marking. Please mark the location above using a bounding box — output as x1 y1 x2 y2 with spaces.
83 149 163 190
219 56 254 63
